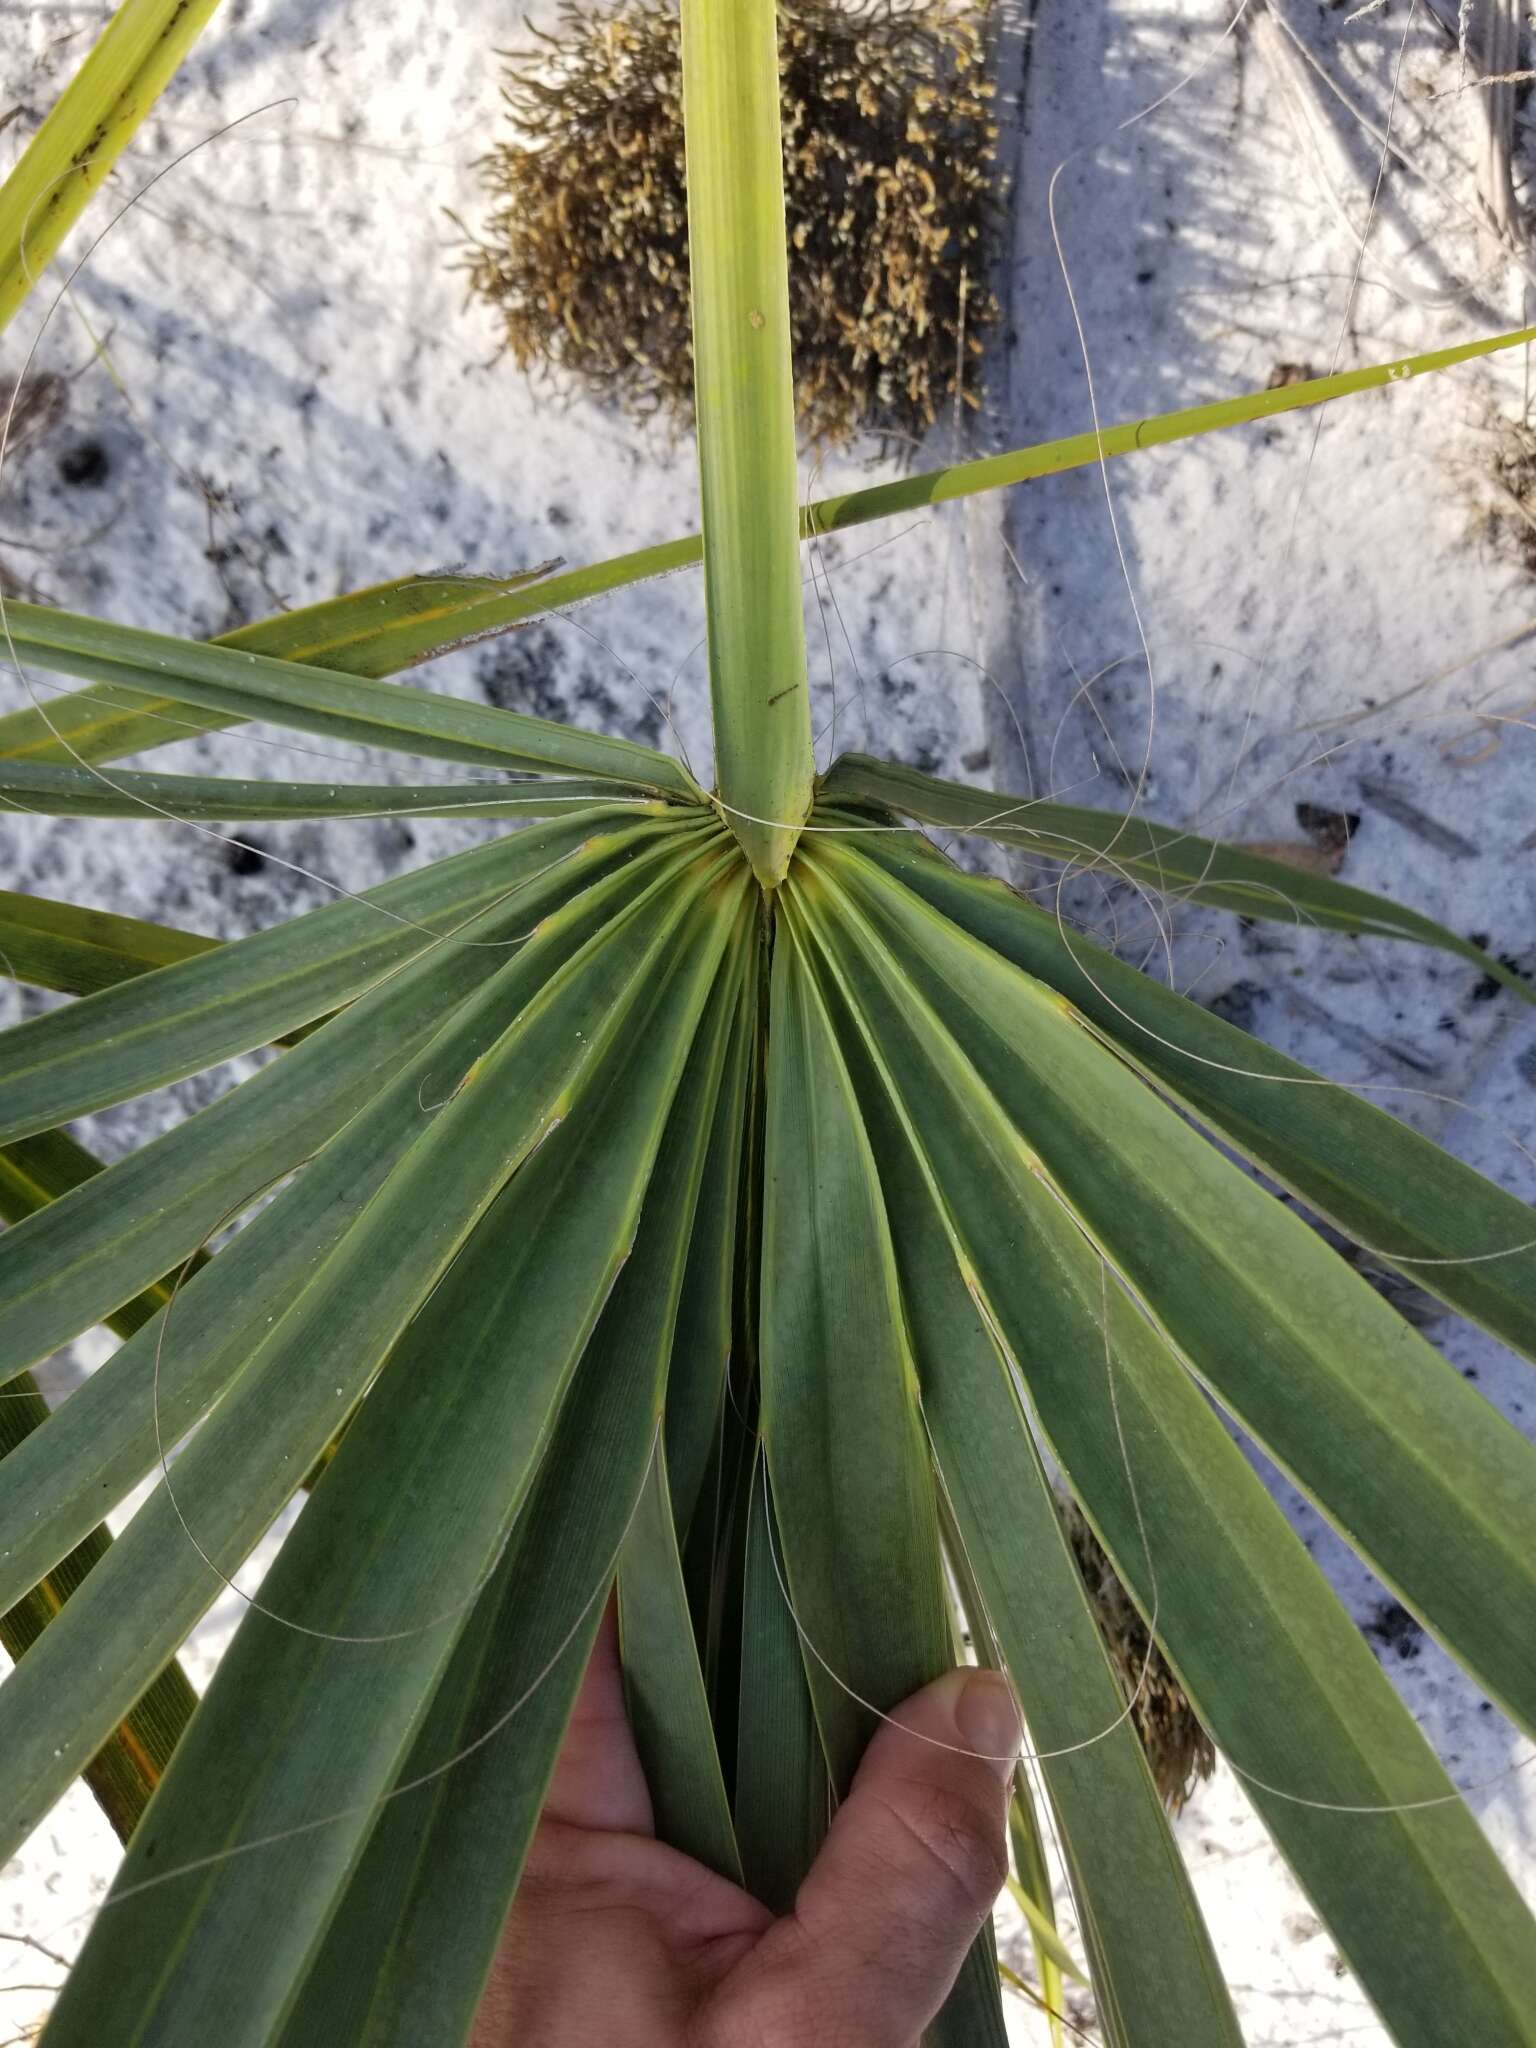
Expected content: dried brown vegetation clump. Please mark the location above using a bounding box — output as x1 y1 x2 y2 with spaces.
1060 1495 1217 1813
1483 413 1536 580
460 0 1000 446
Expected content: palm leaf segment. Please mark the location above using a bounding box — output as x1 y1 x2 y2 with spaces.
3 734 1535 2042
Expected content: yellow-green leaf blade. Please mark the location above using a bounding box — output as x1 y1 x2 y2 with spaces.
680 0 813 884
2 598 696 791
0 567 557 767
819 758 1528 993
0 758 657 823
0 0 223 333
0 887 216 996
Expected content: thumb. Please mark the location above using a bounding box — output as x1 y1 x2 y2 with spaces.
741 1669 1020 2047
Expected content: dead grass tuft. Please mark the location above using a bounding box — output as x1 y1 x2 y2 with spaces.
1060 1493 1217 1813
458 0 1001 447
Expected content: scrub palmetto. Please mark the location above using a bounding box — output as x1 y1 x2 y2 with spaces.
2 5 1536 2044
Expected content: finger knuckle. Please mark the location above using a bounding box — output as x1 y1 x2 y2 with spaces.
881 1776 1008 1917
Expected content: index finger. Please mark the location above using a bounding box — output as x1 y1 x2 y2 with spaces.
538 1589 654 1836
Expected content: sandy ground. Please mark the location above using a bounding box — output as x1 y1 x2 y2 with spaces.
3 1 1536 2042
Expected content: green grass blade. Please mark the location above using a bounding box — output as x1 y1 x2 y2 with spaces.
1000 1735 1084 2036
816 839 1536 1740
1008 1827 1083 1988
820 758 1528 990
852 827 1536 1363
790 873 1241 2047
273 322 1536 658
2 598 697 791
45 873 746 2046
996 1694 1087 2027
0 0 223 333
680 0 813 885
0 887 216 996
0 758 659 822
799 320 1536 534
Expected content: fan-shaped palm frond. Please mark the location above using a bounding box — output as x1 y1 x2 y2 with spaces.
3 4 1535 2045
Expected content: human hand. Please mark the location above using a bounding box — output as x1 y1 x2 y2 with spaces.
473 1601 1021 2048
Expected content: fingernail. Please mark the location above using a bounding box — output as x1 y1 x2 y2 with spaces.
954 1670 1022 1781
